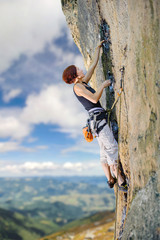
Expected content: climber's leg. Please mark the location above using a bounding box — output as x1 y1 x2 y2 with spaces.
101 162 116 188
110 164 124 185
96 122 128 190
101 162 113 181
96 134 114 182
92 118 127 190
110 163 128 192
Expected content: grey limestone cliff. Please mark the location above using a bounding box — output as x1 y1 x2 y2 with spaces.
61 0 160 239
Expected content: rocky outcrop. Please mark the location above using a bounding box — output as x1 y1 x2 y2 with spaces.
61 0 160 239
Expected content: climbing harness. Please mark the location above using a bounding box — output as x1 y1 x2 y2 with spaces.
89 109 107 136
114 67 125 240
82 108 107 142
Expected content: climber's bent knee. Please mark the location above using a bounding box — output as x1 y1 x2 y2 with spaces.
110 162 118 171
100 157 117 166
100 158 108 164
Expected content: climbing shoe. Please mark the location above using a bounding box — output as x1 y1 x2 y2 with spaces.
118 180 128 193
107 178 117 188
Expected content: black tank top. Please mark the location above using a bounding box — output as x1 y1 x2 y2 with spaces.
73 82 102 111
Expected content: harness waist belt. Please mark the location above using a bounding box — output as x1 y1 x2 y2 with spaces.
88 107 105 114
89 111 107 121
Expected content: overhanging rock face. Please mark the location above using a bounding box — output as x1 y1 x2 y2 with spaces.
61 0 160 239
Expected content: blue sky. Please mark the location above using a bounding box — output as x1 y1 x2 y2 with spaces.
0 0 103 176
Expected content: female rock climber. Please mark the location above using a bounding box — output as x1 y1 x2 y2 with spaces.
62 40 127 192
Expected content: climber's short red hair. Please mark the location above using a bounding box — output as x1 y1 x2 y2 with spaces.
62 65 77 84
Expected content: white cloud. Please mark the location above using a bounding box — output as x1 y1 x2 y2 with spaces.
0 41 84 97
0 141 48 153
27 137 38 143
62 139 99 155
63 161 99 172
0 83 88 149
0 0 66 73
0 110 32 140
21 161 58 171
0 141 32 153
36 145 49 150
59 50 85 70
0 160 102 176
21 84 88 137
3 88 22 103
74 55 85 70
0 141 20 153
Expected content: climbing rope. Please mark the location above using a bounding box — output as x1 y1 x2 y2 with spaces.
106 67 124 126
114 67 124 240
106 86 123 126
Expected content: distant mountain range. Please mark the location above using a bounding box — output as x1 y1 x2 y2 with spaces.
0 176 115 240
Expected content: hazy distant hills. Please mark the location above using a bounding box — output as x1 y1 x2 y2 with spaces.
0 176 115 240
0 206 62 240
40 210 115 240
0 207 115 240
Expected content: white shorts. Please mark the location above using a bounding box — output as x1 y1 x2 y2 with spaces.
91 119 118 166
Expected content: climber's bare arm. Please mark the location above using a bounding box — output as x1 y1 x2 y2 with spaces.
83 40 105 84
74 80 111 103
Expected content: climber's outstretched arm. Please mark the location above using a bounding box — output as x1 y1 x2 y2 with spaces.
83 40 104 84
